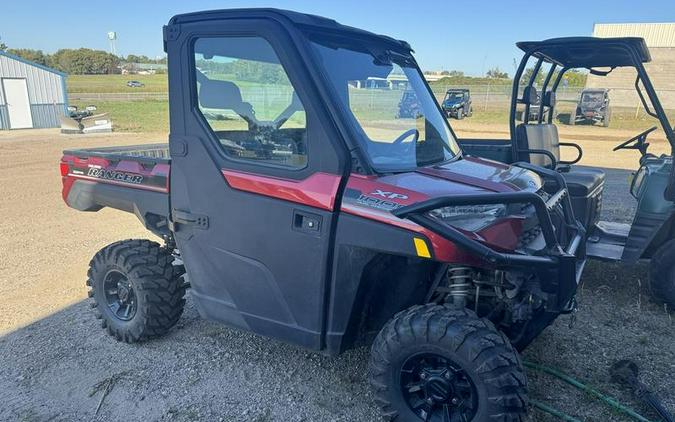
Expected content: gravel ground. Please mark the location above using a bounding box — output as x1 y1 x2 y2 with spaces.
0 127 673 422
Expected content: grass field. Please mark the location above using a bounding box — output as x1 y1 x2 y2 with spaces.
66 73 275 93
67 74 168 93
72 97 672 136
71 100 169 132
67 75 674 134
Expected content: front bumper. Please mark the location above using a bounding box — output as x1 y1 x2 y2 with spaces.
393 163 586 312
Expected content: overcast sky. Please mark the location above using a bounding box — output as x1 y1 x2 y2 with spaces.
2 0 673 76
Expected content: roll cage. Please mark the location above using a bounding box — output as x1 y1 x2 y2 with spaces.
510 36 675 196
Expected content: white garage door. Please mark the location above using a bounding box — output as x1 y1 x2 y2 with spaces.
3 78 33 129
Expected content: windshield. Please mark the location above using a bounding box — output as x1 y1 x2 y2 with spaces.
311 38 460 172
445 92 464 101
581 92 604 107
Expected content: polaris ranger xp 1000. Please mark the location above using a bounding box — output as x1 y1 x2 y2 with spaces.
61 9 588 421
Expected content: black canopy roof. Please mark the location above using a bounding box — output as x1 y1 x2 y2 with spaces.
516 37 651 69
170 8 412 53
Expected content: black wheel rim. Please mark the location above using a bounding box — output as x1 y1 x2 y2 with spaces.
103 270 137 321
400 353 478 422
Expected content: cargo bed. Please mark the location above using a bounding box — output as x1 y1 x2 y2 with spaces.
60 143 172 237
63 143 171 163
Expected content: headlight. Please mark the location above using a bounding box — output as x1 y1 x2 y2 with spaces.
428 204 507 232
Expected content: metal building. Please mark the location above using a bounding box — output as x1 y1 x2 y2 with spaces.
0 50 68 130
587 23 675 108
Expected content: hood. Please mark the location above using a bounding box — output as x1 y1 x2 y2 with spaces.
378 156 540 200
343 156 542 211
341 157 543 255
443 98 463 106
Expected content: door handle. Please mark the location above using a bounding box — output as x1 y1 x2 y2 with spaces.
293 211 322 234
172 209 209 230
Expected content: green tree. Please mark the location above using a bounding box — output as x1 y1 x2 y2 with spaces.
486 67 509 79
6 48 48 65
0 42 6 51
231 59 288 84
49 48 120 74
521 67 588 87
562 69 587 87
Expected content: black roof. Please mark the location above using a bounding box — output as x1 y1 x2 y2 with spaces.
169 8 412 52
516 37 651 68
446 88 470 92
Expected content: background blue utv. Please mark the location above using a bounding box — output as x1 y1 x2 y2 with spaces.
441 88 473 119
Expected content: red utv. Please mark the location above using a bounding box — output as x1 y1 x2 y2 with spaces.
60 9 587 421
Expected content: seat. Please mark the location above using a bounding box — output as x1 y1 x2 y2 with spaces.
515 123 605 193
559 167 605 196
198 78 259 126
515 122 605 229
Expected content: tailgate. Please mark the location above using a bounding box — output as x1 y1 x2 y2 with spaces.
60 144 172 237
61 144 170 195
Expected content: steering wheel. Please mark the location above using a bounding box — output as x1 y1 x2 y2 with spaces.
393 128 420 145
613 126 658 156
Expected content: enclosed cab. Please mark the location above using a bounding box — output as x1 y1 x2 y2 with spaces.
571 88 611 127
61 10 588 421
441 88 472 119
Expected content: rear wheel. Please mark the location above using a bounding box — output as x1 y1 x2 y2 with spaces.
649 239 675 309
603 108 611 127
369 305 527 421
87 239 186 342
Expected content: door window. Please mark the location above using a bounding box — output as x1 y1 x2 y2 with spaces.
194 37 307 168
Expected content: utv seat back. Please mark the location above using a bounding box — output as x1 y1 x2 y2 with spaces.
515 119 605 229
198 77 258 125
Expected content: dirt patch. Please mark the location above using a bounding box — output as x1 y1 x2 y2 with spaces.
0 127 673 421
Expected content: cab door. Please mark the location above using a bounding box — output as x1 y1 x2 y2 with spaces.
166 19 346 349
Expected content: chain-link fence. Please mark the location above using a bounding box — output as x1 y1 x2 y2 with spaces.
70 83 675 124
429 84 675 119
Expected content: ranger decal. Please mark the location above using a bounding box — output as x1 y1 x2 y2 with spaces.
87 167 144 184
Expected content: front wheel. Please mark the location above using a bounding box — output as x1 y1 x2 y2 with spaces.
649 239 675 309
456 108 464 120
603 108 611 127
369 305 527 421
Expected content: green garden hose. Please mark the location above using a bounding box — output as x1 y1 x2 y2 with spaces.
529 399 582 422
524 360 656 422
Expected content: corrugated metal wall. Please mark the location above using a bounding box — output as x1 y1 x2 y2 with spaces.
0 52 67 129
593 23 675 47
588 23 675 108
0 105 9 129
